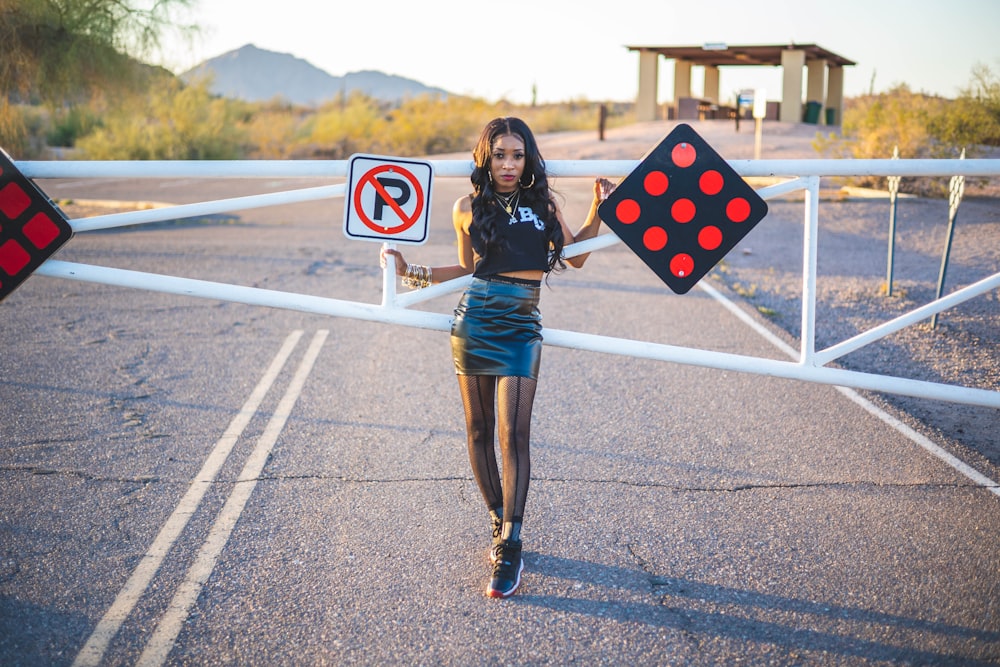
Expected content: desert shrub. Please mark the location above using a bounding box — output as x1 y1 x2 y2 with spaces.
814 65 1000 196
0 104 51 158
297 94 623 159
77 78 247 159
519 99 612 134
241 100 311 159
938 63 1000 148
302 94 492 158
385 95 492 156
300 94 389 158
0 101 29 156
19 79 633 161
47 105 101 147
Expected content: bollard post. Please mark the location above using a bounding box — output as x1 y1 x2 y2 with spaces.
931 149 966 328
598 104 607 142
885 146 901 296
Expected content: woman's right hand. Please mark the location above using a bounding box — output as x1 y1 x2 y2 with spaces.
380 247 407 277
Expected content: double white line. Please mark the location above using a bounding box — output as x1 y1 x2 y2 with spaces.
73 329 329 667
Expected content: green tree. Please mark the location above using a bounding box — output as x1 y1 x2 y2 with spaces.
0 0 196 154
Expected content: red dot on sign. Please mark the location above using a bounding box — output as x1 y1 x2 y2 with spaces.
616 199 641 224
727 197 751 222
698 225 723 250
699 170 724 195
671 198 696 223
644 171 669 196
23 213 60 249
0 182 31 220
670 253 695 278
671 142 696 168
0 239 31 276
643 226 668 251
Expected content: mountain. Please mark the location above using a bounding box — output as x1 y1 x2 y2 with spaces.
180 44 450 105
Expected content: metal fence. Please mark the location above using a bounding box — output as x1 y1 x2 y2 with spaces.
19 157 1000 409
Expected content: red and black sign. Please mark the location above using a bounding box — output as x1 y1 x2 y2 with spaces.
597 124 767 294
0 148 74 302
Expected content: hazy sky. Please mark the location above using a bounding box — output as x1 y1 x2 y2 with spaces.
156 0 1000 105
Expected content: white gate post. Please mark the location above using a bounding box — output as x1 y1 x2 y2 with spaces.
800 176 821 366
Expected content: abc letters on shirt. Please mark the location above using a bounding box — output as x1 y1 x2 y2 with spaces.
512 206 545 231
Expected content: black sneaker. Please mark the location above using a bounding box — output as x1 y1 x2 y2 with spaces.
489 516 503 564
486 539 523 598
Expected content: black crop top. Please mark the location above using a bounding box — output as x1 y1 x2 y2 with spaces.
469 202 550 276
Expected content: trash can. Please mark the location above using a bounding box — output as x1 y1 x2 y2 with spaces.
825 107 836 125
803 101 822 124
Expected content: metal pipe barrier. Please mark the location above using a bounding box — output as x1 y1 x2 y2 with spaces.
19 158 1000 410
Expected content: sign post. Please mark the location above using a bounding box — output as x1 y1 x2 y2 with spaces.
753 88 767 160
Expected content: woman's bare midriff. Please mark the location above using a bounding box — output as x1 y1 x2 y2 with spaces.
498 270 544 281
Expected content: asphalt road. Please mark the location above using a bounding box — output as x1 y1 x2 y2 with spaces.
1 172 998 666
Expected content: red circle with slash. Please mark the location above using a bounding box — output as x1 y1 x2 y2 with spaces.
354 164 425 235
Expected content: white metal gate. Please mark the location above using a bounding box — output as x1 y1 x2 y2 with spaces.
19 157 1000 409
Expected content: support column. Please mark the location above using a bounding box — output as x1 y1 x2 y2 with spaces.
807 58 828 124
826 65 845 126
673 59 692 102
780 49 805 123
636 50 660 122
703 65 720 103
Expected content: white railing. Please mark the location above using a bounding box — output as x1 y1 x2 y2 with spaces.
20 158 1000 409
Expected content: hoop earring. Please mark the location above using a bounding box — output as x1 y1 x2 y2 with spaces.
520 173 535 189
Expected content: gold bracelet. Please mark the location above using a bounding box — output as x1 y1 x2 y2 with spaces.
402 263 432 289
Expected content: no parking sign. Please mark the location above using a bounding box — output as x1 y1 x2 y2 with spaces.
343 154 433 245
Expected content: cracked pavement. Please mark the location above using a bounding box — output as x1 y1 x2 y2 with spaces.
1 131 998 665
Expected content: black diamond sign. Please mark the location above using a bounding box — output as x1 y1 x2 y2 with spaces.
597 123 767 294
0 148 74 302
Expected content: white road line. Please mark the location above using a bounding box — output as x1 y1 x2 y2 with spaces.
698 280 800 359
835 385 1000 497
72 330 305 667
698 280 1000 496
137 329 329 667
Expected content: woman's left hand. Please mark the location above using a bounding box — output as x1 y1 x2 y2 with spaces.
594 177 616 203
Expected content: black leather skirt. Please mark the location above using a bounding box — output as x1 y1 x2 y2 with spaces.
451 276 542 379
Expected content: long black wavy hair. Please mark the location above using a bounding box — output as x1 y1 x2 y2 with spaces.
469 117 565 273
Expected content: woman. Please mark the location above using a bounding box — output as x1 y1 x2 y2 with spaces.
382 117 612 598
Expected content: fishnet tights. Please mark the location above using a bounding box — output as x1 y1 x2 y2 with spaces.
457 374 537 522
